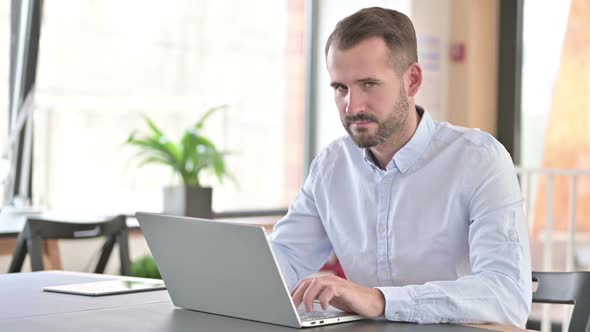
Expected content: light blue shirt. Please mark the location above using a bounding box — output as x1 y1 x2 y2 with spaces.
269 107 531 327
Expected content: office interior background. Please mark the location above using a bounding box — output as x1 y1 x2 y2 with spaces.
0 0 589 323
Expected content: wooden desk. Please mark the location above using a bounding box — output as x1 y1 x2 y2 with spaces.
0 271 533 332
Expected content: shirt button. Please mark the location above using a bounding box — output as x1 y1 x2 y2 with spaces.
510 231 518 241
393 312 401 320
379 225 386 234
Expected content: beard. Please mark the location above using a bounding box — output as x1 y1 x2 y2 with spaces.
341 86 410 148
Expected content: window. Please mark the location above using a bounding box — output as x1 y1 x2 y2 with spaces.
520 0 590 235
32 1 306 215
0 3 9 204
521 1 571 170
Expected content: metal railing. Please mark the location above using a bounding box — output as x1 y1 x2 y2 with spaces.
515 167 590 332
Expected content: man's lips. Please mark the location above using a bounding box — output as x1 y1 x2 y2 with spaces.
350 121 375 127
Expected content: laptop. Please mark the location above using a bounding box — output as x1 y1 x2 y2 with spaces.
136 212 364 328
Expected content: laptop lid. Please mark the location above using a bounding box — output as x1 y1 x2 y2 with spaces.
136 212 302 328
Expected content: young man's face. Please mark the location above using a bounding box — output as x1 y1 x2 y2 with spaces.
326 37 410 148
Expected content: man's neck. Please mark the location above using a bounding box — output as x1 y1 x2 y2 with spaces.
370 106 421 170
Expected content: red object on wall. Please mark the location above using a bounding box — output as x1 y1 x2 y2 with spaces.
450 42 465 62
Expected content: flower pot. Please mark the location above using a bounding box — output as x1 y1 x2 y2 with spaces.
163 186 213 218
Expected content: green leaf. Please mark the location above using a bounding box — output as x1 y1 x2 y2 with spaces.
131 255 161 279
195 104 227 130
127 136 182 173
212 151 226 182
142 114 164 137
137 156 170 168
125 110 232 187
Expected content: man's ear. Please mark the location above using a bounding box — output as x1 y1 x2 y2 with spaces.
405 63 422 97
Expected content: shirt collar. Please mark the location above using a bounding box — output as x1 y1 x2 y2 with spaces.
362 105 436 174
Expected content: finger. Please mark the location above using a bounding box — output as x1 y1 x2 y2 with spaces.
290 280 303 297
317 286 335 310
291 279 312 308
302 278 325 312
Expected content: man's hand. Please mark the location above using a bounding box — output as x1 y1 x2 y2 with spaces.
290 274 385 318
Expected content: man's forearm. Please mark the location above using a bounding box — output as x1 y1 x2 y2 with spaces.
376 272 531 327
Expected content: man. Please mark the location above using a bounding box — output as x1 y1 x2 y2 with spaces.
269 7 531 328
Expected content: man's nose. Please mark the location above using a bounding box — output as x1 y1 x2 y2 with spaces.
345 89 366 115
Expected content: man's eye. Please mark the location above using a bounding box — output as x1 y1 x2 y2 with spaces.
364 81 377 88
335 85 348 92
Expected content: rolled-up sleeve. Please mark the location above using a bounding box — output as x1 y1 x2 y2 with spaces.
376 143 532 327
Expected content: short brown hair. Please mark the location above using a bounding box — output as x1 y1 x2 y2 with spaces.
325 7 418 74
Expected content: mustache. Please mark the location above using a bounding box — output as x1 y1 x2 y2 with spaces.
343 113 378 126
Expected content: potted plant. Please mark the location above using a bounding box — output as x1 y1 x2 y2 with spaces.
126 105 229 218
130 254 161 279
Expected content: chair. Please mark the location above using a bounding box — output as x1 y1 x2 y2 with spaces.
8 214 131 275
532 271 590 332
